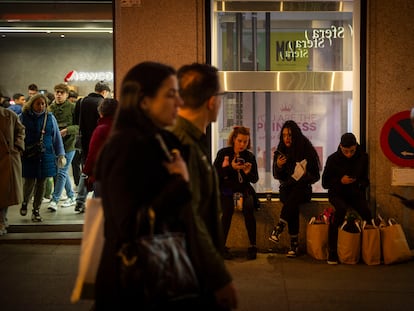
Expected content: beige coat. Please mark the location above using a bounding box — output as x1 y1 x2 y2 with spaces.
0 107 25 208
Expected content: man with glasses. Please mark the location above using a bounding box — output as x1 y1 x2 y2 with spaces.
171 63 238 311
47 83 79 211
322 132 372 265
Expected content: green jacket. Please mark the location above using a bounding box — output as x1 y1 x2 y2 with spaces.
48 100 78 152
171 116 232 295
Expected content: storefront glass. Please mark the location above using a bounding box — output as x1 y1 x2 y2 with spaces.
211 0 360 194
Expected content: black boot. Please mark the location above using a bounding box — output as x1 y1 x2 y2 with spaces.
327 248 338 265
31 209 43 222
268 221 285 243
20 202 28 216
286 236 299 258
247 245 257 260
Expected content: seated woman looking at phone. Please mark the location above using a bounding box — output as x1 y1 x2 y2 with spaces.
213 126 259 260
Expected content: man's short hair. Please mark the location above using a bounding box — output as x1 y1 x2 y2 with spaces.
54 83 69 93
68 90 78 99
177 63 220 109
28 83 38 91
95 81 111 93
340 132 357 147
13 93 25 101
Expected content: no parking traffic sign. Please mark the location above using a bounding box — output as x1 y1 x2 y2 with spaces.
380 110 414 167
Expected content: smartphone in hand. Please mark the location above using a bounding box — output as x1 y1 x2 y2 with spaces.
276 150 287 158
236 157 245 164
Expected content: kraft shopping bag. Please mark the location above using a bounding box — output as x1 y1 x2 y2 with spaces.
306 217 329 260
361 220 381 265
337 220 361 264
380 218 412 265
71 198 104 303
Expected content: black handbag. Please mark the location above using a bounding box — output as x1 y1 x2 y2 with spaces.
23 112 47 158
117 206 200 309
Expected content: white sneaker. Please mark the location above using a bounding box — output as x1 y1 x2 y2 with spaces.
48 201 58 212
61 197 76 208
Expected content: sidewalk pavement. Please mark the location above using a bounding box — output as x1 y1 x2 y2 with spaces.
1 243 413 311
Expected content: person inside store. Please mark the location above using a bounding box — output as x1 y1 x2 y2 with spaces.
213 125 259 260
0 92 11 108
19 93 66 222
68 90 81 190
171 62 238 311
27 83 39 100
47 83 78 211
268 120 321 258
93 61 194 310
82 97 118 198
8 93 26 115
74 81 110 213
0 105 25 235
322 132 372 264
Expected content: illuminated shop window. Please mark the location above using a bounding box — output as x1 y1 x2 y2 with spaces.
211 0 361 194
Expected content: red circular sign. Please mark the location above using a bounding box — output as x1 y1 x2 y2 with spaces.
380 110 414 167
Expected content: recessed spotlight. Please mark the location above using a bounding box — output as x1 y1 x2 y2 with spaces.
60 34 65 38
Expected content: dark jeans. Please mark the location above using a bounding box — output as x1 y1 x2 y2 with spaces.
221 193 256 246
71 149 82 186
279 184 311 236
328 195 372 252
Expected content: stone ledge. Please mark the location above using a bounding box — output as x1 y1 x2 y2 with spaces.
0 232 82 245
226 200 332 253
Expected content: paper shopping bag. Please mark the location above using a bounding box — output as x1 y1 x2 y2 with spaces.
306 217 329 260
361 220 381 265
338 220 361 264
380 218 412 265
71 198 104 303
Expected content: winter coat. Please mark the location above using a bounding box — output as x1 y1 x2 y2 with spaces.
0 107 25 207
214 146 259 196
74 93 104 161
322 144 369 202
94 125 192 309
19 110 65 178
171 116 233 295
48 100 78 152
82 115 113 180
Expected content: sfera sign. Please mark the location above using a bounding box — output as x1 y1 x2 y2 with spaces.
64 70 113 82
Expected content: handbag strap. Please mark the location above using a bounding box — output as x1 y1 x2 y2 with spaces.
39 112 48 145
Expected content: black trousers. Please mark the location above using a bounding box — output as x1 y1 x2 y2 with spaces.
328 195 372 252
279 184 311 236
221 194 256 246
71 149 82 186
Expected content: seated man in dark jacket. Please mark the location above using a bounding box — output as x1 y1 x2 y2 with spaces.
322 132 372 265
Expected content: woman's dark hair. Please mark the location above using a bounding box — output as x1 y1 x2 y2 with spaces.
98 98 118 117
112 61 176 132
277 120 321 169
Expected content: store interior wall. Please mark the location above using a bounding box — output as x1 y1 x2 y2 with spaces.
0 36 113 98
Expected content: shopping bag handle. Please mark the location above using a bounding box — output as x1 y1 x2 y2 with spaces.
388 218 398 226
362 219 378 229
340 220 361 232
